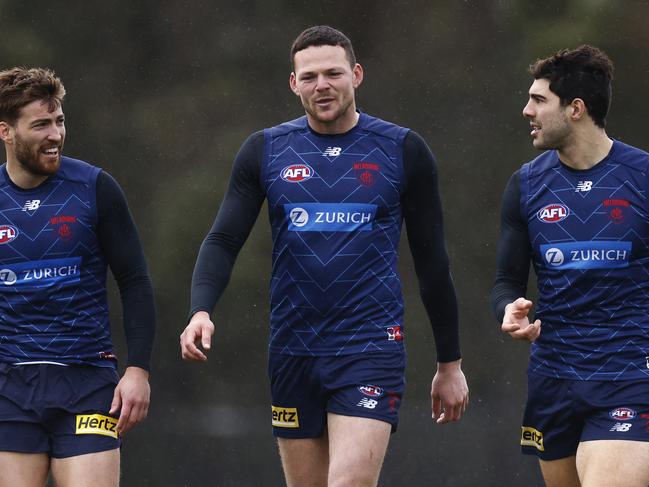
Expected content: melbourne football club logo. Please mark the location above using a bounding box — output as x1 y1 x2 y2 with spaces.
603 199 630 225
537 204 570 223
353 162 380 187
50 216 77 241
281 164 314 183
0 225 18 244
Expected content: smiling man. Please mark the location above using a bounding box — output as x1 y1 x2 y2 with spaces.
0 67 155 487
491 46 649 487
180 25 468 486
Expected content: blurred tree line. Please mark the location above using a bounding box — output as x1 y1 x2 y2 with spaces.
1 0 648 485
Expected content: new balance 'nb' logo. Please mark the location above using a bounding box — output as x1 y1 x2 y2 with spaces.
22 200 41 211
357 398 378 409
575 181 592 192
323 147 342 156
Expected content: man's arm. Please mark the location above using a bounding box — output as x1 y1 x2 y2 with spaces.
401 131 467 423
179 131 265 361
96 170 156 435
489 171 540 341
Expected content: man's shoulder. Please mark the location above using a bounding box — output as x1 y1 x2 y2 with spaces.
265 116 308 137
521 150 558 178
612 139 649 169
358 112 410 141
56 156 101 184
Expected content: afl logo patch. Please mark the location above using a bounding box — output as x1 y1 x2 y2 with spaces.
281 164 314 183
537 204 570 223
610 408 636 421
0 225 18 244
358 385 384 398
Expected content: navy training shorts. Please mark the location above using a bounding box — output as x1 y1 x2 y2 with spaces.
269 351 406 438
0 363 121 458
521 372 649 460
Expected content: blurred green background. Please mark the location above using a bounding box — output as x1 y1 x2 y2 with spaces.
3 0 648 485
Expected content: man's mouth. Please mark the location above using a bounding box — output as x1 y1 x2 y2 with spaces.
530 123 541 137
42 147 60 156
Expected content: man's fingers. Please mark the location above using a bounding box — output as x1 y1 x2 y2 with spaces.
501 322 521 333
431 395 442 420
201 323 212 350
109 389 121 416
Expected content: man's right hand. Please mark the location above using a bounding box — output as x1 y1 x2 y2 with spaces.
180 311 215 361
501 297 541 342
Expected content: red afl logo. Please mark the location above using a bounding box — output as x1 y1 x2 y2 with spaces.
537 204 570 223
281 164 313 183
610 407 636 420
358 385 384 398
0 225 18 244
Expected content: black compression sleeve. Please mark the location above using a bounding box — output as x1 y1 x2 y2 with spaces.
402 131 460 362
189 131 265 317
97 171 155 370
489 170 531 322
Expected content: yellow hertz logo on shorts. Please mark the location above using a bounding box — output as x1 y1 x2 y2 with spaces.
272 406 299 428
75 414 118 438
521 426 545 451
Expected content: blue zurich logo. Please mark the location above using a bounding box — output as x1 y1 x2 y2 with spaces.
540 241 631 269
284 203 377 232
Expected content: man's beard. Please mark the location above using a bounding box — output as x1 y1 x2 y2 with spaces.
14 133 61 176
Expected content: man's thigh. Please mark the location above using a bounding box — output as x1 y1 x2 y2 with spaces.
0 452 49 487
576 440 649 487
277 436 329 487
51 449 120 487
327 413 391 487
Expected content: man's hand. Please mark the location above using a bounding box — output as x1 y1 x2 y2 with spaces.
501 297 541 342
431 359 468 424
180 311 215 361
109 366 150 436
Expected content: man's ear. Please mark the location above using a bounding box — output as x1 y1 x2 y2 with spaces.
569 98 587 121
0 121 13 144
289 72 300 96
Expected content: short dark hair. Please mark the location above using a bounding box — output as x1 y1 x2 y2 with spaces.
0 67 66 125
529 45 614 128
290 25 356 69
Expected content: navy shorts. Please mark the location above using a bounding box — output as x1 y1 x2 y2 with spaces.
0 363 121 458
521 373 649 460
268 352 406 438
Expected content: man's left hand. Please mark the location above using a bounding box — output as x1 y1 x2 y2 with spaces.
110 366 151 435
431 359 468 424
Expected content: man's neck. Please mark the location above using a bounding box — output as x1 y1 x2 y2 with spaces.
5 157 47 189
558 127 613 170
307 109 360 135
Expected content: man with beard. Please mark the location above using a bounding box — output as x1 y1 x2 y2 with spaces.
180 25 468 486
0 67 155 487
491 45 649 486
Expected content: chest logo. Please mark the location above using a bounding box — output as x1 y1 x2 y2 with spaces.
354 162 380 187
281 164 314 183
323 147 342 157
537 204 569 223
50 216 77 241
603 199 630 225
22 200 41 212
0 225 18 244
575 181 593 192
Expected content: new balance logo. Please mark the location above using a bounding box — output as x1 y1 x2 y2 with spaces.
575 181 592 192
610 422 632 432
357 398 378 409
22 200 41 211
323 147 342 157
